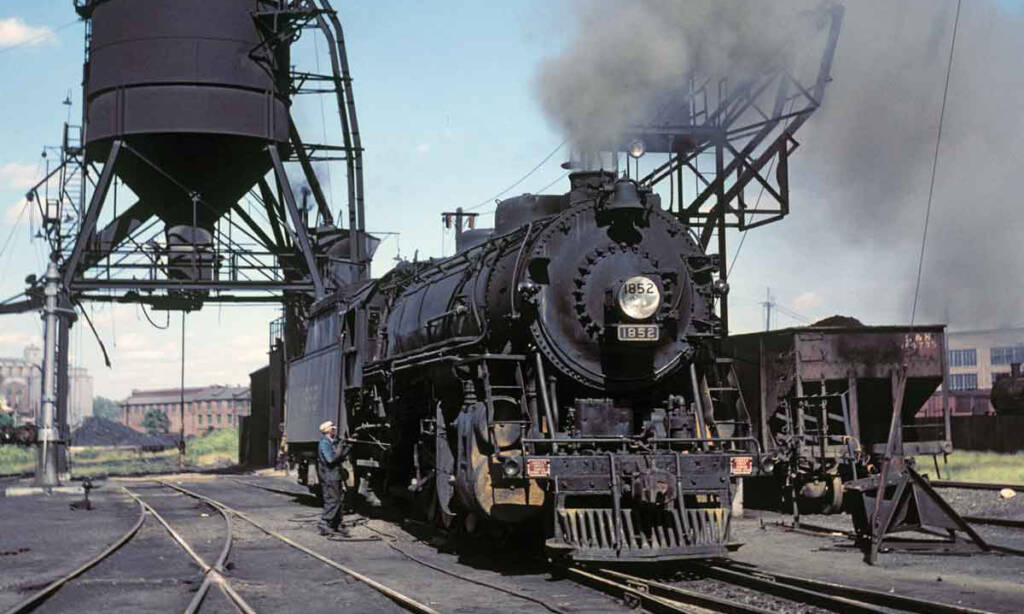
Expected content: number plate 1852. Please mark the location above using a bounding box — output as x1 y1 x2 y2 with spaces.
617 324 659 341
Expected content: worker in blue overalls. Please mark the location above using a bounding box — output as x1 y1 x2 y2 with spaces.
316 420 350 536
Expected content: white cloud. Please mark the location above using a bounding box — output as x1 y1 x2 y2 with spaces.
3 198 34 226
0 18 56 48
0 162 40 190
415 143 431 155
792 291 822 312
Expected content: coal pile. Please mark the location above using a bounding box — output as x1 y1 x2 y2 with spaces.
811 315 864 327
71 417 178 447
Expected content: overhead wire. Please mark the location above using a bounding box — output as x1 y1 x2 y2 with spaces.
0 199 29 262
464 139 567 211
911 0 961 325
476 170 572 218
535 170 570 194
140 302 170 330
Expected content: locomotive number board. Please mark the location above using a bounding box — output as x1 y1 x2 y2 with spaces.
617 324 659 341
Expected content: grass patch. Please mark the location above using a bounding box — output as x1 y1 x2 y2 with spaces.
914 450 1024 484
0 446 36 474
0 428 239 477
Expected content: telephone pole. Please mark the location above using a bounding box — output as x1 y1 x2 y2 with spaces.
760 287 773 332
441 207 479 246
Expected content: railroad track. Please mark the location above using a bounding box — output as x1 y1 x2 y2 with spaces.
225 477 1012 614
930 480 1024 492
3 490 147 614
156 480 439 614
963 515 1024 529
228 477 570 613
5 484 257 614
565 563 999 614
122 486 253 613
4 481 437 614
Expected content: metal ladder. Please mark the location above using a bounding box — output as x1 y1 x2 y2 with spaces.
696 357 753 451
471 354 533 451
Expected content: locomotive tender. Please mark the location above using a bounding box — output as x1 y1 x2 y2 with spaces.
284 170 760 562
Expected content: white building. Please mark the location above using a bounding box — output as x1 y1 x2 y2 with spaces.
0 345 94 428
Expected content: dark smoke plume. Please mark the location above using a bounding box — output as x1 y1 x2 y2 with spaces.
536 0 1024 330
535 0 836 150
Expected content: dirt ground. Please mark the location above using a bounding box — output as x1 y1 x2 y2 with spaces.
3 473 1022 613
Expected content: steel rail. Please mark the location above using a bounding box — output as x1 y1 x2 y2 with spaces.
229 478 566 613
963 515 1024 529
157 480 439 614
584 567 776 614
702 563 998 614
122 488 255 614
565 567 705 614
183 490 235 614
930 480 1024 492
3 490 146 614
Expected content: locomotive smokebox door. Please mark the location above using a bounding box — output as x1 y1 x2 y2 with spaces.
575 399 632 437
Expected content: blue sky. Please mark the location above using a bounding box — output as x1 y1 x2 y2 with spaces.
0 1 1013 399
0 2 586 399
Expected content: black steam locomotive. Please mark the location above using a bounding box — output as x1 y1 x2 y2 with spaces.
282 171 759 562
991 363 1024 415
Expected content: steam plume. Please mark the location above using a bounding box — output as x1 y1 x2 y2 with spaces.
536 0 1024 330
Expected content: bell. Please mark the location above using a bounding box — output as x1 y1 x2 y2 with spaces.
606 179 644 213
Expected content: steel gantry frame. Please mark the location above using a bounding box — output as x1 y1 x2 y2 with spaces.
3 0 369 487
625 6 844 333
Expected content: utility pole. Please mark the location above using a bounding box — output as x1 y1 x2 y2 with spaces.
760 287 773 332
178 311 186 472
36 260 61 486
441 207 478 250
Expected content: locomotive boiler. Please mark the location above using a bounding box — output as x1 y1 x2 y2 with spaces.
285 171 760 563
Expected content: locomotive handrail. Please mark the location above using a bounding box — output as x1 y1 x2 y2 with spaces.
535 352 559 451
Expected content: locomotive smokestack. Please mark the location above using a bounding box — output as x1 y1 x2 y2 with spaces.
568 170 614 206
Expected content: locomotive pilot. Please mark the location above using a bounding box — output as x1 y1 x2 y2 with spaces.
316 420 351 536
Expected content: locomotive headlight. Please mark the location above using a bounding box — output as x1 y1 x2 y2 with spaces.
618 276 661 320
627 139 646 159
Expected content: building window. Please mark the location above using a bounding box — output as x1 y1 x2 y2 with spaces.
991 346 1024 365
948 349 976 367
950 373 978 391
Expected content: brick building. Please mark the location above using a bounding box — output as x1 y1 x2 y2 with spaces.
121 385 250 437
919 326 1024 417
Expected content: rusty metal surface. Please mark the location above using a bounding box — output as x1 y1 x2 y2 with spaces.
725 325 947 447
791 327 945 381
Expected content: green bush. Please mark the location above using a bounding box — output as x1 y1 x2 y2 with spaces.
142 408 170 436
92 396 121 421
186 427 238 461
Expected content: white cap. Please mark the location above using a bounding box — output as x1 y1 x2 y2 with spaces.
319 420 335 433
